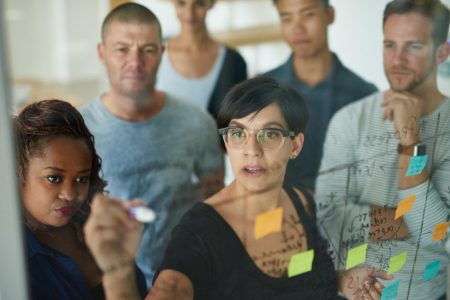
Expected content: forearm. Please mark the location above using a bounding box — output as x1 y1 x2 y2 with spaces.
398 153 428 189
399 180 448 243
369 206 409 241
147 270 194 300
397 151 447 242
103 264 141 300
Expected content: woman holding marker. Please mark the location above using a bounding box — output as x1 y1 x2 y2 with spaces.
15 100 148 299
85 78 392 300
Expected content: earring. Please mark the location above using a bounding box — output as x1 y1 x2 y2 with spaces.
290 153 297 160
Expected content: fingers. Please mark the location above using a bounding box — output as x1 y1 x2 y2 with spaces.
90 194 139 228
369 269 394 281
122 198 145 210
84 194 140 249
381 90 423 137
364 280 381 300
373 280 385 294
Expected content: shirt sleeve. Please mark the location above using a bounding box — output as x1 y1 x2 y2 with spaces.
398 143 450 245
315 108 371 269
194 113 223 178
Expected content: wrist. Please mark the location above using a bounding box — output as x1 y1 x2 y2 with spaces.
103 263 140 300
397 142 426 156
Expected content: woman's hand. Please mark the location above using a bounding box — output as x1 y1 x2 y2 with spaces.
84 194 144 273
339 266 393 300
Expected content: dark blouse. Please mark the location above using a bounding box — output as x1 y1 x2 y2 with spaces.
154 187 338 299
26 228 148 300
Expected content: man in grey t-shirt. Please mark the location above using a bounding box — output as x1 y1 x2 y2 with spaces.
81 3 224 286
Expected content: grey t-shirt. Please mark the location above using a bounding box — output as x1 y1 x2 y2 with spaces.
80 94 223 286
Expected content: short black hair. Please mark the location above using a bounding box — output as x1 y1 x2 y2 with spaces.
383 0 450 46
272 0 329 8
101 2 162 41
217 77 309 136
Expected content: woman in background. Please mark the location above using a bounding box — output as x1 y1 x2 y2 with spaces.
15 100 147 299
156 0 247 119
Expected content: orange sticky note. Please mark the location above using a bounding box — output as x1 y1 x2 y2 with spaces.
254 207 283 240
288 249 314 277
388 251 408 274
432 221 449 241
394 194 416 220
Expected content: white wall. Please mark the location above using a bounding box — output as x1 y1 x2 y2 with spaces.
5 0 107 83
5 0 449 93
329 0 390 90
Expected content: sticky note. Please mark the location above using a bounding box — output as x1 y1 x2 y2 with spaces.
394 194 416 220
381 280 400 300
432 221 449 241
423 260 441 281
388 251 408 274
254 207 283 240
346 243 368 270
288 249 314 277
406 155 427 176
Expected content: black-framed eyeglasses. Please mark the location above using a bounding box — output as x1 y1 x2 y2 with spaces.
218 126 295 151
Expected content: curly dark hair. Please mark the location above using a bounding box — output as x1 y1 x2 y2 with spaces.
14 99 107 231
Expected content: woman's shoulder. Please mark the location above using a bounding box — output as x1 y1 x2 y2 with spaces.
285 186 316 218
173 201 226 237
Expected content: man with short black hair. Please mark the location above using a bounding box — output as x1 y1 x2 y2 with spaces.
264 0 377 192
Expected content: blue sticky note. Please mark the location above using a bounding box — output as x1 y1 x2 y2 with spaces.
381 280 400 300
423 260 441 281
406 155 427 176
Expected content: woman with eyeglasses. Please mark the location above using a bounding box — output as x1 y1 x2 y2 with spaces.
85 77 392 300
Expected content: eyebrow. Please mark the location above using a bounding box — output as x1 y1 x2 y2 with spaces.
229 121 287 129
279 3 320 16
43 167 91 173
112 42 158 48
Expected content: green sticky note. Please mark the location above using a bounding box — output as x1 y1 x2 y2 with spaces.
423 260 441 281
288 249 314 277
406 155 427 176
346 243 368 270
388 251 408 274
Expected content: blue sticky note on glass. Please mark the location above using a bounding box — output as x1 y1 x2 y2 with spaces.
423 260 441 281
381 280 400 300
406 155 427 176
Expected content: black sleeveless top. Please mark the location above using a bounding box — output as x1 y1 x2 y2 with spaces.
154 187 338 299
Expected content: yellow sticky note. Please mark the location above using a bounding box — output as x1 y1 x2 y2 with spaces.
288 249 314 277
254 207 283 240
346 243 368 270
394 194 416 220
432 221 449 241
388 251 408 274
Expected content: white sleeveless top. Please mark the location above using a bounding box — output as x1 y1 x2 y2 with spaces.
156 44 226 112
